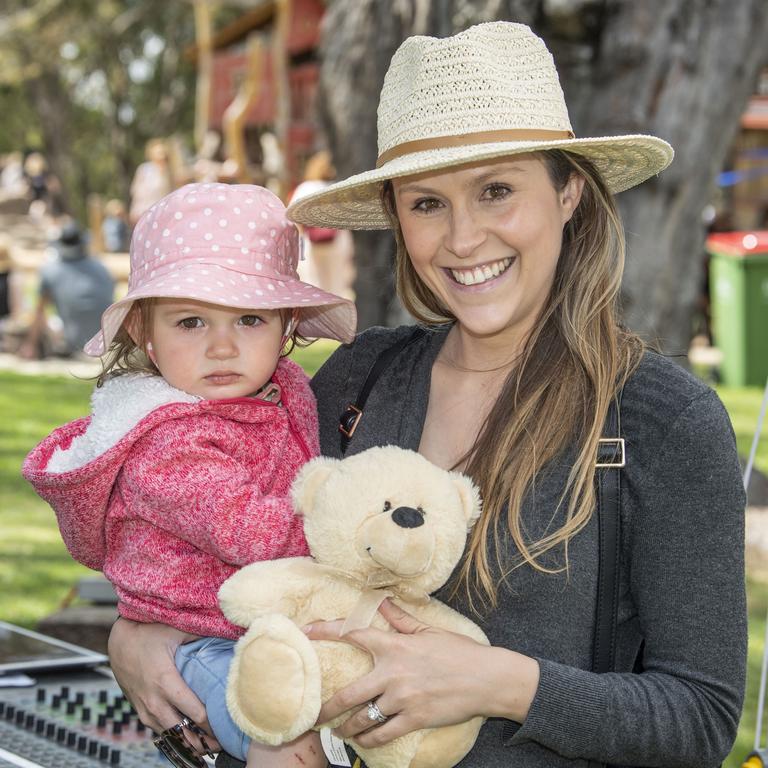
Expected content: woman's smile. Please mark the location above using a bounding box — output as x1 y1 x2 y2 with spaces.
446 256 515 287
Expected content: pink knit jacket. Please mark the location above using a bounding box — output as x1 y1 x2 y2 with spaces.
23 358 316 639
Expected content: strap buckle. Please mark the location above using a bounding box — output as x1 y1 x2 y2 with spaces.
339 404 363 438
596 438 625 468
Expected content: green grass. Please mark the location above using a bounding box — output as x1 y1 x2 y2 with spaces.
2 355 767 765
717 385 768 477
1 373 96 626
728 576 768 767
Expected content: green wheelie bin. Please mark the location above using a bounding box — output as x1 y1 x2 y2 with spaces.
707 231 768 387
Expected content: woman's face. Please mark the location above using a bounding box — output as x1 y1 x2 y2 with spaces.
393 155 584 350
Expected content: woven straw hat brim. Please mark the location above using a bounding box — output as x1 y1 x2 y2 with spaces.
287 134 673 230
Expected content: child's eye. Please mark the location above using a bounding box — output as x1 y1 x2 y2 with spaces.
482 183 512 201
239 315 263 327
178 317 203 329
412 197 443 214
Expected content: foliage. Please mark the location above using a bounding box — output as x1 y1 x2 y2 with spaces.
0 0 201 220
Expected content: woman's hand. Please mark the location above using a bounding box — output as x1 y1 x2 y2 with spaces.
302 599 539 749
108 617 222 754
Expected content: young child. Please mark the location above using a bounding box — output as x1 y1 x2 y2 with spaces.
23 183 356 767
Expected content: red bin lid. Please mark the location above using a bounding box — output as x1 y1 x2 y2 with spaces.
706 230 768 256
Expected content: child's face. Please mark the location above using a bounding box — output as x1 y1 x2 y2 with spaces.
147 298 286 400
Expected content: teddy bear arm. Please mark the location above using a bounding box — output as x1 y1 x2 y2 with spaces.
218 557 323 627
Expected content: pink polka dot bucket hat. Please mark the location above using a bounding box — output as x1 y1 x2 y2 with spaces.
84 183 357 356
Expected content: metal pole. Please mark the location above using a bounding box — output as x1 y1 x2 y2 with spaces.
748 376 768 752
757 612 768 751
744 376 768 493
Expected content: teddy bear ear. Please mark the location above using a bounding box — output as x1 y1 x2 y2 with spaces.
291 456 339 515
451 471 483 529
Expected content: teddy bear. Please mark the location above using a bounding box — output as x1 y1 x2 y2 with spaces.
217 445 489 768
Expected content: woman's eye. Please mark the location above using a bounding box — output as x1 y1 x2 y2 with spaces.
412 197 442 213
178 317 203 329
239 315 263 327
482 183 511 201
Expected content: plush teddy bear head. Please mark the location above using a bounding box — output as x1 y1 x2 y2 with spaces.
291 446 481 597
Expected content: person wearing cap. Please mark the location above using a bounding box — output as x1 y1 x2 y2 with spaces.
23 183 356 768
18 219 114 360
105 22 745 768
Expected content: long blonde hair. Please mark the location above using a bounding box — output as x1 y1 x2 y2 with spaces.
384 150 644 611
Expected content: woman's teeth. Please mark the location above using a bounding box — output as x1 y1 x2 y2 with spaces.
450 257 513 286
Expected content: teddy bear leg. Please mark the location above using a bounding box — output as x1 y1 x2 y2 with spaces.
354 731 421 768
226 614 321 746
409 717 484 768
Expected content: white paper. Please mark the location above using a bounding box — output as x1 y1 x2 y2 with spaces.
320 727 352 767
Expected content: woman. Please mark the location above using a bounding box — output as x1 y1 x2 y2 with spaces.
108 22 746 768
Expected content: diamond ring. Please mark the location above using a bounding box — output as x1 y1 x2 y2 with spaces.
366 700 388 724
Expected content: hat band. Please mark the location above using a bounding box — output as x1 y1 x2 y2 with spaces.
376 128 575 168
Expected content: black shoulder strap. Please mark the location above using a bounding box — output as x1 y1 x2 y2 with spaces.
338 327 428 455
592 395 624 674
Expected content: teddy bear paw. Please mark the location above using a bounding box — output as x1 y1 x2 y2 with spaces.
226 614 322 745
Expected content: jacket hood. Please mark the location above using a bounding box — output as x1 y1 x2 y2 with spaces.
47 374 200 474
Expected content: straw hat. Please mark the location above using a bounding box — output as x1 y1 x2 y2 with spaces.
84 183 357 356
287 21 674 230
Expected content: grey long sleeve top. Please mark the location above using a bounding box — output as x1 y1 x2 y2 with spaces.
309 324 747 768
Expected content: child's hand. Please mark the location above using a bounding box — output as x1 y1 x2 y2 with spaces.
246 730 326 767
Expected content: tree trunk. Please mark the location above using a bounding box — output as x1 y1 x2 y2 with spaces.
551 0 768 353
319 0 768 352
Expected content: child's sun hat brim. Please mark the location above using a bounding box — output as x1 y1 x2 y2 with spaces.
84 260 357 357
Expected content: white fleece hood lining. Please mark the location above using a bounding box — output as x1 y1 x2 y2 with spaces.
46 374 200 474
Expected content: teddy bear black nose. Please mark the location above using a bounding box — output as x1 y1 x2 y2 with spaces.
391 506 424 528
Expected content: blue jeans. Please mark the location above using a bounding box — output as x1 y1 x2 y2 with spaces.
175 637 250 761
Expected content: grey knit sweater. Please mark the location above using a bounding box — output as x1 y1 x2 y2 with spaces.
308 324 747 768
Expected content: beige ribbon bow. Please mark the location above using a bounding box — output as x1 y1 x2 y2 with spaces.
313 564 431 635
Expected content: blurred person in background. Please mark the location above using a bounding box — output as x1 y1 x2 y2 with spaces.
290 150 355 300
102 198 130 253
193 129 227 183
19 219 114 360
0 235 15 349
0 151 27 196
129 139 173 225
23 151 64 220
